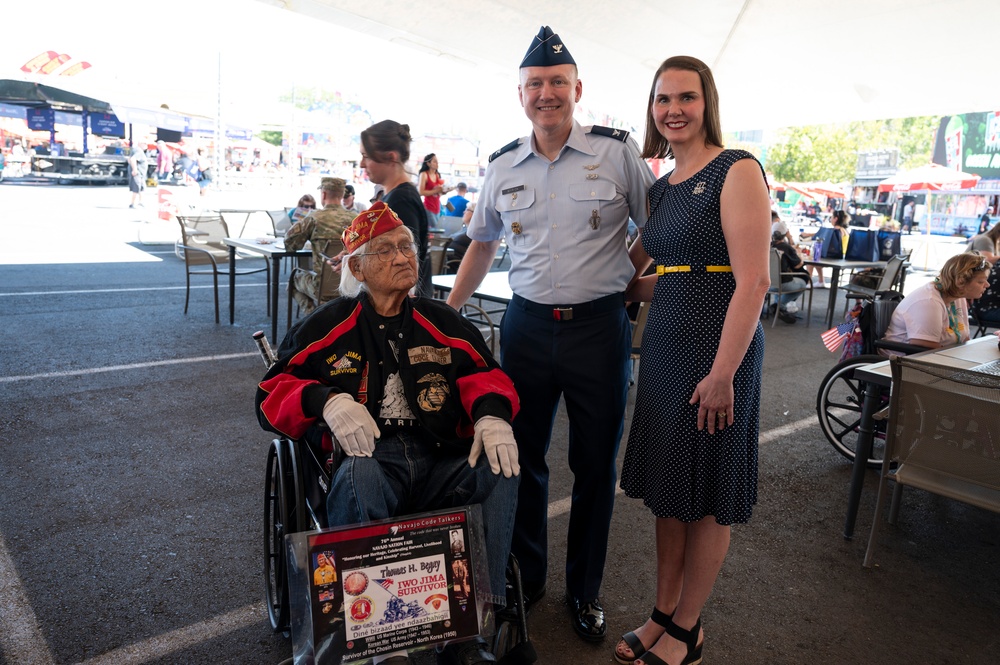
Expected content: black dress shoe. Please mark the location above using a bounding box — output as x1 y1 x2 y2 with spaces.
568 595 607 641
440 636 496 664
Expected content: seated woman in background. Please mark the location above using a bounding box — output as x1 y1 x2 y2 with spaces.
800 209 849 288
881 252 991 351
288 193 316 226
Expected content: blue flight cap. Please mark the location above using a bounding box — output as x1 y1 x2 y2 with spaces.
519 25 576 68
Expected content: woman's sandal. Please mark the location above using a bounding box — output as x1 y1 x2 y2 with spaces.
613 607 672 665
636 617 703 665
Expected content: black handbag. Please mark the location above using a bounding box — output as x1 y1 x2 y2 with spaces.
849 268 883 290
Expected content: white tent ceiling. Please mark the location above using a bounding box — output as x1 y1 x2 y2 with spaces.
255 0 1000 134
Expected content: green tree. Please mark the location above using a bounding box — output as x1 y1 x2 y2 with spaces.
256 130 283 147
766 116 939 182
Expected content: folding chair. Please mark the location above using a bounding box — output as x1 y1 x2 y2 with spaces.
287 238 341 327
176 215 269 323
864 356 1000 567
766 247 813 327
842 254 907 317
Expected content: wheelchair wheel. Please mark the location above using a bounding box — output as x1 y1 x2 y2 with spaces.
816 355 888 468
493 554 537 664
264 438 306 634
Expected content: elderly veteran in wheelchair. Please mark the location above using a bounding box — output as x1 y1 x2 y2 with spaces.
256 202 519 665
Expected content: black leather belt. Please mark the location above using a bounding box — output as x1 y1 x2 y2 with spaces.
511 293 625 321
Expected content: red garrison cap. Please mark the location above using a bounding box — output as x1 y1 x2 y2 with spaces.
342 201 404 253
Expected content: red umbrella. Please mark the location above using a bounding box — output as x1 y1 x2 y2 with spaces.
876 163 981 193
808 181 846 198
784 182 823 201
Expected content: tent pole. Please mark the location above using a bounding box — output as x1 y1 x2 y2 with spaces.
924 192 931 270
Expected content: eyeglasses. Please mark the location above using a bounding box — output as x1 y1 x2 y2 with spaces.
359 242 418 262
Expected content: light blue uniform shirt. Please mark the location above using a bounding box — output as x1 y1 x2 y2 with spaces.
468 121 655 305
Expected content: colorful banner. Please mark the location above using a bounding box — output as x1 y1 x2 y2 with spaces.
90 113 125 137
38 54 71 75
59 61 91 77
26 108 55 132
0 103 26 120
933 111 1000 179
20 51 58 73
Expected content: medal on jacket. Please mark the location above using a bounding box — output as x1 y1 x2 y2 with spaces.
590 209 601 230
511 222 523 235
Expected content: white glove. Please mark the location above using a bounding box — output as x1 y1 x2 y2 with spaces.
322 393 381 457
468 416 519 478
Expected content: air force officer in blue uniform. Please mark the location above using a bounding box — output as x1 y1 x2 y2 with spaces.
446 26 655 641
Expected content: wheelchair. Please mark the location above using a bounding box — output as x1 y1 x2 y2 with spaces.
815 291 926 468
255 333 536 664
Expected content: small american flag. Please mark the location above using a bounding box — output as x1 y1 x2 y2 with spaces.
821 321 856 352
375 578 394 591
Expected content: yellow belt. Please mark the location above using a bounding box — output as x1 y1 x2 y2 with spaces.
656 265 732 275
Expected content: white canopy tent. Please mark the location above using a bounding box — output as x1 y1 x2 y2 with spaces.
254 0 1000 134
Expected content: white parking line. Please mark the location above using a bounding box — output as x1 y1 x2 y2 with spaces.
0 353 258 383
76 603 264 665
0 531 55 665
0 283 266 297
760 415 818 444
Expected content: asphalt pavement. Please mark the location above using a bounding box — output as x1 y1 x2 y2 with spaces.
1 181 998 665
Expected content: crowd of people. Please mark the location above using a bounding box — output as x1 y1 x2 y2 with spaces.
251 22 1000 665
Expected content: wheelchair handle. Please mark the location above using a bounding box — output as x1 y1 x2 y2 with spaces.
253 331 278 368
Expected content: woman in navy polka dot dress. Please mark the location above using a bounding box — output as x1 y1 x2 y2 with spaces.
614 56 771 665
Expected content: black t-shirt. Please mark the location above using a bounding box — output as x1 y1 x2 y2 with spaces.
773 241 807 282
364 311 423 436
976 263 1000 317
382 182 428 261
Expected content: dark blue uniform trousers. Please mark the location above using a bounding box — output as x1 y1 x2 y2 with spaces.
500 294 631 600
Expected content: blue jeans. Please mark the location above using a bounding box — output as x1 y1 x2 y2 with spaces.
770 277 808 308
326 432 519 606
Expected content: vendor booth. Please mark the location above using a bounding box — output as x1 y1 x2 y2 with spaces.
877 163 986 269
0 79 129 184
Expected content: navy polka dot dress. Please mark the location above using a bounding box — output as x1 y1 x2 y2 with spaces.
620 150 765 525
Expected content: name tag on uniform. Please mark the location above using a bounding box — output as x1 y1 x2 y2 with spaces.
502 185 525 195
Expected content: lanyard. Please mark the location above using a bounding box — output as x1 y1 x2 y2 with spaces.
946 300 963 343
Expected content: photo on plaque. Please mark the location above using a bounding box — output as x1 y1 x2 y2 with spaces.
285 505 491 664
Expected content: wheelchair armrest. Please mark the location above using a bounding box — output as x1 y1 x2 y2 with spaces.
873 339 931 356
